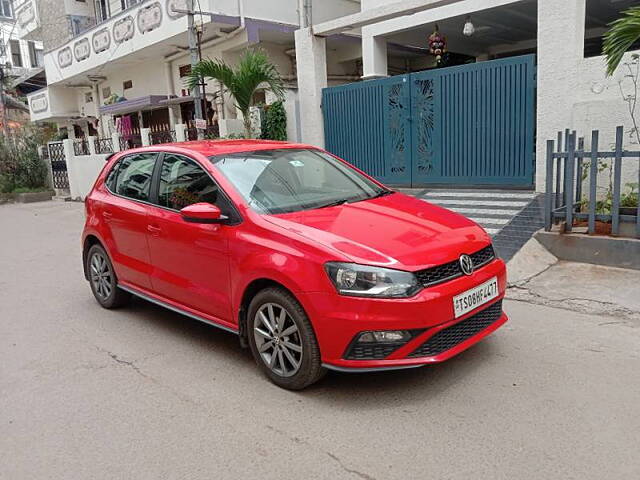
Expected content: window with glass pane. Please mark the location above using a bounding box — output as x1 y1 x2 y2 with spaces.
0 0 12 18
114 154 156 201
159 155 218 210
212 149 384 214
10 40 22 68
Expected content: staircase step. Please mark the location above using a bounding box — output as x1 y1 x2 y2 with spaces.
416 189 545 261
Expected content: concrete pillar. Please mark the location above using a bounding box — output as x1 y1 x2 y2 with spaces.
294 27 327 147
216 80 226 120
40 146 54 189
88 136 97 155
111 132 121 152
93 84 105 137
536 0 586 191
62 139 79 199
67 123 76 140
164 61 177 128
175 123 186 142
219 119 245 137
362 30 388 79
141 128 151 146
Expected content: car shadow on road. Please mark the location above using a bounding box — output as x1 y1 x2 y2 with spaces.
304 342 499 408
124 295 502 406
124 295 255 368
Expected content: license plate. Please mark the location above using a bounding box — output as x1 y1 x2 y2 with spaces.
453 277 499 318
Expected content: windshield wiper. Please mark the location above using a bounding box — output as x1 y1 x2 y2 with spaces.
368 190 394 200
315 198 351 209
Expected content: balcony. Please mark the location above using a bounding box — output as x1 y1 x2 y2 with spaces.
43 0 209 85
14 0 39 39
27 87 81 123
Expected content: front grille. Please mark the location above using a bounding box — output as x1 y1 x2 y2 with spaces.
345 343 403 360
407 300 503 358
415 245 496 287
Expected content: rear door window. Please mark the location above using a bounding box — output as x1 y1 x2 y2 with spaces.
113 153 157 202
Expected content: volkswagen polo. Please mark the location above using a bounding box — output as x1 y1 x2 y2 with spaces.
82 140 508 390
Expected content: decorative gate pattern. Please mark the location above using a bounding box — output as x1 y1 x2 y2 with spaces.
323 55 536 187
47 142 69 189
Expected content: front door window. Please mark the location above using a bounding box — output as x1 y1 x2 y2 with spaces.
159 154 219 210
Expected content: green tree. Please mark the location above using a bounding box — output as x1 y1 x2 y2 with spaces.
261 101 287 141
187 49 284 138
603 6 640 76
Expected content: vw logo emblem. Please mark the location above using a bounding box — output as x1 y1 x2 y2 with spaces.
459 254 474 276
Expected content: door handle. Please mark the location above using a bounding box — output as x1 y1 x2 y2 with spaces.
102 211 113 220
147 224 161 236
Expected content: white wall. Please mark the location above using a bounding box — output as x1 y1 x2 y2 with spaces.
64 0 95 17
66 147 109 200
537 0 639 192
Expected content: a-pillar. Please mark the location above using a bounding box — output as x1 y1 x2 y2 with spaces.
362 31 388 79
294 27 327 147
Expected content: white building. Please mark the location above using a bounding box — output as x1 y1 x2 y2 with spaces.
20 0 360 141
293 0 640 190
1 1 44 94
22 0 640 191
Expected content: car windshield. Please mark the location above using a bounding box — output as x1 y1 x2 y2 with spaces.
210 149 389 214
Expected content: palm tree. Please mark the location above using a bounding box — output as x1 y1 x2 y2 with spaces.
603 5 640 76
187 49 285 137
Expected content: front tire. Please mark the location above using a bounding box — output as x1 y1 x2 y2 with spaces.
247 287 325 390
86 244 131 309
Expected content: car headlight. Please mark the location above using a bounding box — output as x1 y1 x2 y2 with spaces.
325 262 422 298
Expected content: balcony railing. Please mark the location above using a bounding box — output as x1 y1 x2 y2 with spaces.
45 0 190 83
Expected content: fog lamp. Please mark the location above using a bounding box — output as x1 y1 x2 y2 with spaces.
357 330 412 343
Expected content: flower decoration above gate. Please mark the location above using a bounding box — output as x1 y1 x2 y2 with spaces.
428 24 447 64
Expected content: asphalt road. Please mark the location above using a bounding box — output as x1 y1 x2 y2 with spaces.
2 201 639 479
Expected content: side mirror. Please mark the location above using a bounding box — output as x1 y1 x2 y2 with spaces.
180 203 228 224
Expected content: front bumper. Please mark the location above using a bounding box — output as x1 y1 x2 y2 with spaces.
298 258 508 371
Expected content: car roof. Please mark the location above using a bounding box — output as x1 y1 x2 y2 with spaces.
120 139 316 157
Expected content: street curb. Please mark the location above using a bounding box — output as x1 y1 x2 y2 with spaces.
535 230 640 271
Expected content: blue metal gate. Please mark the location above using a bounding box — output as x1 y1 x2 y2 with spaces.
322 55 535 187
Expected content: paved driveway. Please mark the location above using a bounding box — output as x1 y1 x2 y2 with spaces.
1 201 639 479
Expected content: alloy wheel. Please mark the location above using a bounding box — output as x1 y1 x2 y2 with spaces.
253 303 303 377
90 252 113 300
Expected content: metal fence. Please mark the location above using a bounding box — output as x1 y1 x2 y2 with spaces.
545 126 639 238
73 138 90 156
119 134 143 151
150 129 176 145
47 142 69 190
94 137 114 154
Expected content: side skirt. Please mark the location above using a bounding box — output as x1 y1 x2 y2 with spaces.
118 284 239 335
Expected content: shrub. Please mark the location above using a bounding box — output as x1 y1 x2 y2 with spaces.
0 127 49 193
261 101 287 141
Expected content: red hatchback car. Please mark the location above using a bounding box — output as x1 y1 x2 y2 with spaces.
82 140 508 389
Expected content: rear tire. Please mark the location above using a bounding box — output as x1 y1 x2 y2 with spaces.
86 244 131 309
247 287 326 390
